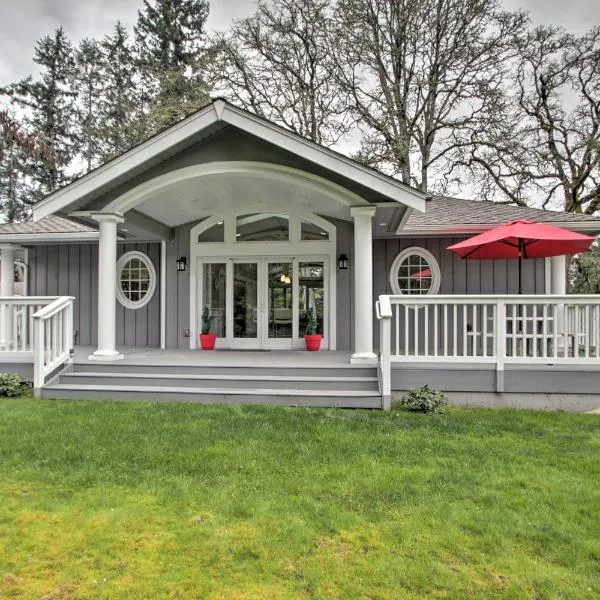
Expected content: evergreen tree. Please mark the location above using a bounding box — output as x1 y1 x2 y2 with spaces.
98 22 144 161
73 38 104 173
6 27 77 202
134 0 212 130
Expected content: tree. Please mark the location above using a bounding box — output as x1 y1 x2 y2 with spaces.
97 22 146 161
461 26 600 214
570 245 600 293
0 111 57 221
73 38 104 172
134 0 212 130
4 27 77 203
211 0 350 146
331 0 526 192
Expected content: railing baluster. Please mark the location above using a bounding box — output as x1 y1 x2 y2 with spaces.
404 304 409 357
424 305 429 357
433 305 438 357
414 304 419 357
443 304 448 357
483 304 488 357
395 304 400 357
453 304 457 358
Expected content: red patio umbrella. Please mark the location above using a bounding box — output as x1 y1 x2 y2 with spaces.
410 267 432 279
447 219 595 293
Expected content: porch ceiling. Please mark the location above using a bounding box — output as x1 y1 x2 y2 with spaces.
134 170 357 227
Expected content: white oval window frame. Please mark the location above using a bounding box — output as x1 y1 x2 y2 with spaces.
116 251 157 309
389 246 441 296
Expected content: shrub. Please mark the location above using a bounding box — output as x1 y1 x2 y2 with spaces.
0 373 32 397
400 385 448 414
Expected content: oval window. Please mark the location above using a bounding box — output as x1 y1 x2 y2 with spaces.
116 251 157 309
390 247 440 295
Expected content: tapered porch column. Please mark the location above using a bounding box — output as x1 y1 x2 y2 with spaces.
89 212 124 361
351 206 377 363
0 244 16 349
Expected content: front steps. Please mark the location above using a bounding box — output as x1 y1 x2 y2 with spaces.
41 362 382 408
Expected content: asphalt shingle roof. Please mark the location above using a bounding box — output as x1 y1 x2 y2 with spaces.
0 216 96 236
404 196 600 233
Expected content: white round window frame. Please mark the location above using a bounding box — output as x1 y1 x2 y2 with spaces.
116 251 157 310
389 246 441 296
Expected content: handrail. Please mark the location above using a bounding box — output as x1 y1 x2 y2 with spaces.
32 296 74 393
32 296 74 320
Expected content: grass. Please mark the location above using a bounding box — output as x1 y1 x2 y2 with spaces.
0 399 598 599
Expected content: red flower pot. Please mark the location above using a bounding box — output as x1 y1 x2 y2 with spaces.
304 334 322 351
199 333 217 350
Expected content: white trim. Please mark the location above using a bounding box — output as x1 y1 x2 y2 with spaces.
33 100 426 222
398 223 600 236
160 241 166 349
116 250 157 310
0 232 100 243
389 246 441 296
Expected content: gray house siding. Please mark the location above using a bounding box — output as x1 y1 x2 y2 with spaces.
28 242 161 347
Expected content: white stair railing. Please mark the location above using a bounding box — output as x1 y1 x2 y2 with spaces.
32 296 75 393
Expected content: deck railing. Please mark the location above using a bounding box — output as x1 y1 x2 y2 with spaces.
31 297 74 391
376 294 600 402
0 297 67 353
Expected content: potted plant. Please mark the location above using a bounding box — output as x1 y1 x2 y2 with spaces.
199 306 217 350
304 307 322 351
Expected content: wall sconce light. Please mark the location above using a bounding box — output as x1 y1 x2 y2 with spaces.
338 253 349 270
176 256 187 272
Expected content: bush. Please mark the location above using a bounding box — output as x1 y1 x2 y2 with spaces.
0 373 32 397
400 385 448 414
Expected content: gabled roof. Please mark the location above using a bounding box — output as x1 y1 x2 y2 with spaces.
401 196 600 235
0 216 99 243
33 98 426 221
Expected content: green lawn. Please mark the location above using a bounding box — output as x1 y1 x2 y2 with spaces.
0 399 598 599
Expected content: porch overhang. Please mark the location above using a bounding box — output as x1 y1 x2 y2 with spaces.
32 99 426 226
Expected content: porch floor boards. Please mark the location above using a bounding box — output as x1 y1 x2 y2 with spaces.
72 347 356 368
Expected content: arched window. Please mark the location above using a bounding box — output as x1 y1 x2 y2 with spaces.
390 247 441 295
116 251 157 309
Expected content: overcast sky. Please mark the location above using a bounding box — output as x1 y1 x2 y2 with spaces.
0 0 598 86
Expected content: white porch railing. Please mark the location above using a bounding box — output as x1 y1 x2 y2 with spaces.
0 297 66 353
0 296 75 391
376 294 600 400
32 297 74 391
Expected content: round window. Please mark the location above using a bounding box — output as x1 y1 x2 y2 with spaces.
390 247 441 295
116 251 157 309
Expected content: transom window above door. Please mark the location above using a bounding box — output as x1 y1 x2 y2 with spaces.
194 212 335 245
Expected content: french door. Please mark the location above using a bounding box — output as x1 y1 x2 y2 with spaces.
199 257 328 349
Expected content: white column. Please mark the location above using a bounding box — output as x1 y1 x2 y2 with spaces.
89 213 125 361
550 255 566 295
351 206 377 362
551 255 566 339
0 244 16 349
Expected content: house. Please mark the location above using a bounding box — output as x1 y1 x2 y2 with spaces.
1 99 599 409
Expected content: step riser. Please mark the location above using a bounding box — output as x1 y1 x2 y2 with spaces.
41 388 382 408
73 364 376 378
59 374 378 392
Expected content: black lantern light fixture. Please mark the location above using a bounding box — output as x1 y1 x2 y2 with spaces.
176 256 187 272
338 253 349 270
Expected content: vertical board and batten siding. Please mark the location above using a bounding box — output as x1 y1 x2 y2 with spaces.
372 236 548 351
28 242 161 347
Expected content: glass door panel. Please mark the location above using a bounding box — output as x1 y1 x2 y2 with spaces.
233 262 258 339
202 262 227 337
298 261 325 337
267 262 293 340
